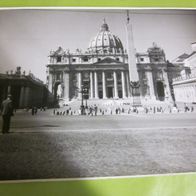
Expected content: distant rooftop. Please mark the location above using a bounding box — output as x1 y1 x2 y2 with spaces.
172 53 189 63
187 51 196 58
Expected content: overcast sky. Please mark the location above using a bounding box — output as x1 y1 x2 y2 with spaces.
0 9 196 82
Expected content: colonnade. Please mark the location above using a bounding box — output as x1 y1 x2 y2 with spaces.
49 69 172 101
2 85 31 108
76 70 128 99
19 86 31 108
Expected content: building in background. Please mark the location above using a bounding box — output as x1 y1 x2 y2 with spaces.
172 42 196 103
46 20 174 107
166 60 184 101
0 67 52 109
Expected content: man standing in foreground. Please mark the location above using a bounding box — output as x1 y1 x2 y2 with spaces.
1 94 14 134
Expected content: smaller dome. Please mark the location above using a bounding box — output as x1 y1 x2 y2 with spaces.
88 19 124 54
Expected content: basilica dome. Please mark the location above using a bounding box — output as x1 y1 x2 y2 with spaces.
88 20 124 54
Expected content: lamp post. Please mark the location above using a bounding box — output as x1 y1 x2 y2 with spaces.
83 86 89 109
80 82 89 115
80 85 85 115
130 81 141 107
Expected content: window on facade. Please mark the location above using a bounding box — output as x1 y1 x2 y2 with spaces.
157 71 163 80
56 73 61 80
107 72 113 79
140 58 144 62
98 73 102 81
72 58 76 62
83 72 89 79
83 57 88 62
117 73 121 80
143 72 147 80
57 56 62 62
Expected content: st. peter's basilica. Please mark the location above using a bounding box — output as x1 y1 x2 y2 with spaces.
46 19 173 106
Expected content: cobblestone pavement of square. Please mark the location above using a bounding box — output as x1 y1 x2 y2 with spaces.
0 110 195 180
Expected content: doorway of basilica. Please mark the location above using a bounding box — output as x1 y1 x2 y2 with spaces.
107 87 113 98
54 82 63 101
156 81 165 101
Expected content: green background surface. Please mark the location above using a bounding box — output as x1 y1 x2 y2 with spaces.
0 0 195 7
0 0 196 195
0 174 196 196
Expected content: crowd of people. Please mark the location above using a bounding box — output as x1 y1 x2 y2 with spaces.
30 106 47 115
52 103 195 116
0 94 195 134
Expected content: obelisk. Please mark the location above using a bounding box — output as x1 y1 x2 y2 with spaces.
126 10 141 106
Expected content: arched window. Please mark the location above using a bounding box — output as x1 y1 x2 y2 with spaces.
57 56 62 63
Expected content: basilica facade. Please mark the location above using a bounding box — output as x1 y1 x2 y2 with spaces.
46 20 172 105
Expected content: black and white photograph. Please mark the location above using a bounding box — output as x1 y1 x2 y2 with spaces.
0 9 196 180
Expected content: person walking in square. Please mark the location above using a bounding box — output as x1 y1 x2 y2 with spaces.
94 104 98 116
1 94 14 134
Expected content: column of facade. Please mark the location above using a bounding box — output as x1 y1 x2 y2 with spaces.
187 86 191 102
182 87 186 102
102 71 107 99
113 71 118 99
7 85 11 95
90 72 94 99
193 85 196 103
187 86 190 102
162 70 172 101
48 73 53 93
185 87 188 102
121 71 126 98
190 85 194 102
24 87 31 107
19 86 25 108
146 71 156 100
2 86 7 100
194 84 196 99
177 87 182 102
63 71 70 100
94 71 98 99
126 72 131 97
77 72 82 99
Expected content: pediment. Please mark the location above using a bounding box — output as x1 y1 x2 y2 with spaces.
93 57 124 65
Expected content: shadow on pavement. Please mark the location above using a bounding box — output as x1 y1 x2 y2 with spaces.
0 130 103 196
